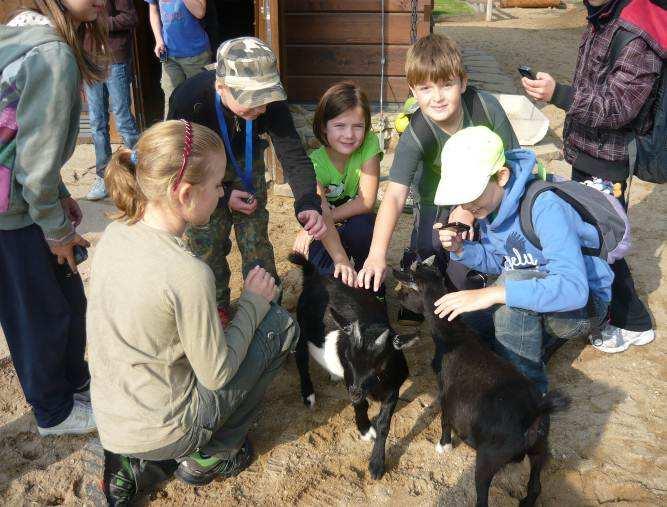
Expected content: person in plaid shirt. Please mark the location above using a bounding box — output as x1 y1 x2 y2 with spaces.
520 0 664 353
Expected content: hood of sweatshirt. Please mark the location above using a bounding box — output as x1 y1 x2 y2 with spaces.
488 148 537 231
0 23 64 75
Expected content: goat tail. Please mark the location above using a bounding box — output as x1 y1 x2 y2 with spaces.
538 390 571 415
525 390 571 448
288 252 317 278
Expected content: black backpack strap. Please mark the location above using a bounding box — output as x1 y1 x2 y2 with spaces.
409 108 439 168
608 28 640 70
519 180 546 251
462 86 492 129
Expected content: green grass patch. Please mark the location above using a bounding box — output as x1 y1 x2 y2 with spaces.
433 0 476 16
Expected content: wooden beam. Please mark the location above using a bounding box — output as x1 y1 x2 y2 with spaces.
284 13 429 45
283 0 430 12
284 45 409 77
284 75 410 103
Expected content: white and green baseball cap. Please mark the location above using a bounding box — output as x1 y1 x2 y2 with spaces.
434 126 506 206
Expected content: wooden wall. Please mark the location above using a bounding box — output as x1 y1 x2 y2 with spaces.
280 0 432 103
1 1 29 22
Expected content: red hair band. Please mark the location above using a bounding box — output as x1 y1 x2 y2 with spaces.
172 120 193 190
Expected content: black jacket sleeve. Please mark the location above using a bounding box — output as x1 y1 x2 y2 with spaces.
550 83 574 111
265 101 321 216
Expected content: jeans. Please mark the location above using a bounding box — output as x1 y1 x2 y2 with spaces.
132 304 298 461
467 270 609 394
161 50 212 118
84 61 140 178
0 225 89 427
571 168 652 331
309 213 376 274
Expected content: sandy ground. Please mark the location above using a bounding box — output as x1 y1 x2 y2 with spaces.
1 6 666 506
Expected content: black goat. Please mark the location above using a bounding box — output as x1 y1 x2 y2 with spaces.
289 253 417 479
393 259 570 507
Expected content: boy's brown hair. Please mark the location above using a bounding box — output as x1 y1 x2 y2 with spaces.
313 81 372 146
405 33 467 87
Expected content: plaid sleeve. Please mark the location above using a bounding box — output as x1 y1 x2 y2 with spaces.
567 37 661 129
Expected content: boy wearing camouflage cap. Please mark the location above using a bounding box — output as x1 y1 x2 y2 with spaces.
168 37 326 323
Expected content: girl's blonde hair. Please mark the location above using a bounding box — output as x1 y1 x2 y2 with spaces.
106 121 226 224
10 0 109 84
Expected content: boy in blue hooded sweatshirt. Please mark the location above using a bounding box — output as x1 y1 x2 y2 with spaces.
433 126 613 393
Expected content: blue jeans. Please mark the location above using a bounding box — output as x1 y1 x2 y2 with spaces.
84 61 139 178
467 270 609 394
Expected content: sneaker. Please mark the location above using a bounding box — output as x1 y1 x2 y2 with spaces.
73 379 91 403
102 451 177 506
86 176 107 201
175 438 254 486
397 307 424 325
590 324 655 353
37 399 96 436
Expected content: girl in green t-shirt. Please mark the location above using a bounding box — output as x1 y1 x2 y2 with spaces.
292 82 382 286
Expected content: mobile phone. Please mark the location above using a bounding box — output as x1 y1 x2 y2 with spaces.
244 194 256 205
73 245 88 265
445 222 471 234
518 65 536 80
159 48 168 63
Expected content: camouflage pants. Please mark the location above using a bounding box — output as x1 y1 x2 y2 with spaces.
185 158 277 308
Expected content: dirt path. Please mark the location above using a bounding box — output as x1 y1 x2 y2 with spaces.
1 6 665 506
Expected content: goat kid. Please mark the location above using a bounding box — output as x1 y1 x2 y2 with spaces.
289 253 417 480
393 259 570 507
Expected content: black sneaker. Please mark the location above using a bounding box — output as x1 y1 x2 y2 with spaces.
397 307 424 325
174 438 254 486
102 450 176 506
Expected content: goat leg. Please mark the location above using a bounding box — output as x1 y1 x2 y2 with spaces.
368 390 398 480
520 434 548 507
295 339 315 408
353 399 374 440
474 451 507 507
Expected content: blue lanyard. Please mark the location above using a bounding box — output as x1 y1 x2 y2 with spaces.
215 97 255 194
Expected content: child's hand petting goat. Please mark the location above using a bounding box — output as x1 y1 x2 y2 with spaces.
434 286 505 321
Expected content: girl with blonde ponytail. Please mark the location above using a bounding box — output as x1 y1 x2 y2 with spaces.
0 0 109 438
88 121 298 503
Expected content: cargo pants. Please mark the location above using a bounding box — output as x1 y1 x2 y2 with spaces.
185 153 278 308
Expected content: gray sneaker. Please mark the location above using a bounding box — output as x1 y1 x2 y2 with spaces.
86 176 107 201
37 399 97 437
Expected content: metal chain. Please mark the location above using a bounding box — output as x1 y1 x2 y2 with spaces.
410 0 418 44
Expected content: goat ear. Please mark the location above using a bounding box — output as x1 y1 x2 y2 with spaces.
392 333 419 350
374 329 391 350
422 255 436 267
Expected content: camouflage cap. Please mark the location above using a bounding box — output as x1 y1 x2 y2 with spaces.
210 36 287 108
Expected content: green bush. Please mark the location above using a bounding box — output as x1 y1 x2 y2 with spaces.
433 0 476 16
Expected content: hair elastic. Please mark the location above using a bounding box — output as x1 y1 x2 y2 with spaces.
172 120 193 190
130 149 139 167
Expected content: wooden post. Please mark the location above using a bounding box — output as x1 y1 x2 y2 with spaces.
486 0 493 21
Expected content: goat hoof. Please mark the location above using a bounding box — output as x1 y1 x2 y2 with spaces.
304 393 316 410
360 427 377 441
435 442 452 454
368 459 385 480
